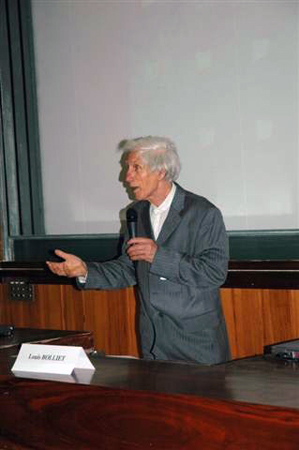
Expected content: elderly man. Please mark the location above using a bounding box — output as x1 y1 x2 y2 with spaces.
47 136 230 364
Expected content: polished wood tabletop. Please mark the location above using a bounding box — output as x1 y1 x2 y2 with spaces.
86 353 299 408
0 327 94 351
0 329 299 449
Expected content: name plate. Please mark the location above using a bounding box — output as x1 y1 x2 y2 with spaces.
11 343 95 376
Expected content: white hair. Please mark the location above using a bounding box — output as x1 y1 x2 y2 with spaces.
120 136 181 181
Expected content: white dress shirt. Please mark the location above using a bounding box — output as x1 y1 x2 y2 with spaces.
150 183 176 240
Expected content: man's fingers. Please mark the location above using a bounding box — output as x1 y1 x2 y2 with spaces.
46 261 64 275
46 251 87 278
127 237 151 246
54 249 71 260
127 240 157 264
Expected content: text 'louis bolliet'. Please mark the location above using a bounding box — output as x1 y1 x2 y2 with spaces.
28 353 66 361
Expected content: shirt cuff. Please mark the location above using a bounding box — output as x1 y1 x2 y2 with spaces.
77 273 88 284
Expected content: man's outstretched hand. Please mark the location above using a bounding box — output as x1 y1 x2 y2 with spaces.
46 249 87 278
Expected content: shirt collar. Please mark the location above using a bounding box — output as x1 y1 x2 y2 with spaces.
150 183 176 214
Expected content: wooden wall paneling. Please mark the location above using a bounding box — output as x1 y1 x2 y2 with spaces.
82 286 139 357
261 290 299 345
0 283 9 323
59 284 85 331
0 282 139 356
289 290 299 337
221 289 265 359
2 283 299 360
0 283 33 326
0 284 64 329
220 289 238 358
221 289 299 360
33 284 65 329
126 287 141 356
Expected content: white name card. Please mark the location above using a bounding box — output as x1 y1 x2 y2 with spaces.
11 343 95 376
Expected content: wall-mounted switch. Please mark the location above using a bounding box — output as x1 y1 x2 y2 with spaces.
9 280 34 302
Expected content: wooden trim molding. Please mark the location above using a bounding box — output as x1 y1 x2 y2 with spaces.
225 260 299 289
2 260 299 289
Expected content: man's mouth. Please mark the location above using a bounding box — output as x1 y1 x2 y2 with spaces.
131 186 142 198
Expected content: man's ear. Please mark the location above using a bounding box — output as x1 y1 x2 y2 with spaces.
158 169 166 180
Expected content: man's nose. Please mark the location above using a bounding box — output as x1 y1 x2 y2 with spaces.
125 168 133 182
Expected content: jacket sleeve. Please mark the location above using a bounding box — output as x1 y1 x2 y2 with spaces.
149 207 229 289
81 241 137 291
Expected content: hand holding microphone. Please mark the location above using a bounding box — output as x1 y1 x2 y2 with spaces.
126 207 157 264
126 207 137 239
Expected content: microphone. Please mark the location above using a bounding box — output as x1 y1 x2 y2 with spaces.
126 207 137 239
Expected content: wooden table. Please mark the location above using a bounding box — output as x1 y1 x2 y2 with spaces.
0 329 299 449
0 327 94 351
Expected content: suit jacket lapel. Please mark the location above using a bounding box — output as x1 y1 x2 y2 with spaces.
138 201 153 238
156 184 185 245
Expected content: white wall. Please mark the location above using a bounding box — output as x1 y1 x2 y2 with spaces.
31 0 299 234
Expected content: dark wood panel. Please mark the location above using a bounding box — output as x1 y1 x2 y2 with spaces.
82 286 139 356
0 283 140 357
0 379 298 449
226 260 299 289
1 351 299 449
1 281 299 359
3 260 299 288
221 289 299 358
0 327 93 351
222 289 264 357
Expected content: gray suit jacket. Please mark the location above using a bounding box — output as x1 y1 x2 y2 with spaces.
84 184 230 364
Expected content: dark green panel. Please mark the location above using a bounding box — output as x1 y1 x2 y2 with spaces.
7 0 33 234
0 0 45 260
12 234 123 262
0 89 11 259
10 230 299 262
0 0 20 236
228 230 299 260
19 0 45 235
